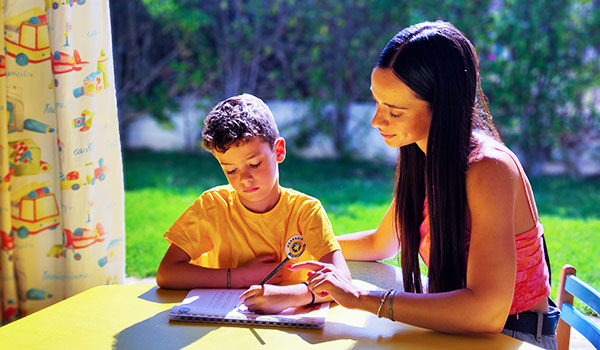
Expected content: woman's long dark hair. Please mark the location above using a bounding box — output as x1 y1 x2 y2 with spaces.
377 21 499 293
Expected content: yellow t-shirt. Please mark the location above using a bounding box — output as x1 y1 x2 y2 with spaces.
164 185 340 282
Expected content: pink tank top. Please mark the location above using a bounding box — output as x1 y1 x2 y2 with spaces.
419 148 550 315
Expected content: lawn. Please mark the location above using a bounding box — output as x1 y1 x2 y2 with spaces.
123 149 600 315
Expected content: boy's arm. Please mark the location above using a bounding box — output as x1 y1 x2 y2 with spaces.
156 244 284 289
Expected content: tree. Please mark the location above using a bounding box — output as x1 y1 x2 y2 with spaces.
288 0 414 157
481 0 600 174
114 0 599 174
110 0 181 130
139 0 307 100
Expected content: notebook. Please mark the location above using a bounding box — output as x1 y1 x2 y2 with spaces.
168 288 329 329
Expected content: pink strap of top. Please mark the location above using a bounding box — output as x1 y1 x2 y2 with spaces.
419 147 550 315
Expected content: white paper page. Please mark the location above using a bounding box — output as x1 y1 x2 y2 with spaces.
170 288 330 328
179 289 244 314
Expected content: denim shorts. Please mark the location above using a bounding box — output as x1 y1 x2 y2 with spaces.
501 328 558 350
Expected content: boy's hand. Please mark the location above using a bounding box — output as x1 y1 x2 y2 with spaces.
239 284 307 314
234 255 283 287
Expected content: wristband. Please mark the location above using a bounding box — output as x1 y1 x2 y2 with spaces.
227 268 231 289
301 281 315 306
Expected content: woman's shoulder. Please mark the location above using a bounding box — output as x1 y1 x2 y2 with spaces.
469 132 521 169
467 134 521 191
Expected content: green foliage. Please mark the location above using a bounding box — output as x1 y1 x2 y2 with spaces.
127 82 179 127
127 0 599 171
141 0 212 32
481 1 600 171
140 0 307 100
290 0 411 156
123 150 600 316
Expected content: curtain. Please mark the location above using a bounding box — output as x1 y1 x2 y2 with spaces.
0 0 124 324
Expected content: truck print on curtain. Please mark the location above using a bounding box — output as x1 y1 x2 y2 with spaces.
0 0 124 324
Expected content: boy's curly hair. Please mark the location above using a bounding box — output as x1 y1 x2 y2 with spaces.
202 94 279 153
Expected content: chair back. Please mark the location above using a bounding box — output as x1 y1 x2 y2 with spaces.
556 264 600 350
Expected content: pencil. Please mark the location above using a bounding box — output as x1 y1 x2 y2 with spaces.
259 257 290 285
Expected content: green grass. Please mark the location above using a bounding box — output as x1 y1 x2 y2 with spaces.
123 149 599 315
123 150 396 276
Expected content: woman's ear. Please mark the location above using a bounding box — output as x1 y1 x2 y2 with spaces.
274 137 286 163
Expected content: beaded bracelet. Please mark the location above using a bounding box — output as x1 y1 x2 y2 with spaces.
377 289 393 318
301 281 315 306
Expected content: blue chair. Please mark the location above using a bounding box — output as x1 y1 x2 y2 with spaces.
556 264 600 350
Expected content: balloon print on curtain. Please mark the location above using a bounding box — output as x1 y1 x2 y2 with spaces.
0 0 125 324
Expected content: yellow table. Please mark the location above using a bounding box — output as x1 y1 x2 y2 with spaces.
0 261 540 349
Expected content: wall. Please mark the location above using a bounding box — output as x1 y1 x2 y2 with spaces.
124 99 398 163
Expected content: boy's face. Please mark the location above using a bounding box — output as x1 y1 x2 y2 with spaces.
213 137 286 213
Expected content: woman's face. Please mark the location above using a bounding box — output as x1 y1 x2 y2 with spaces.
370 67 432 153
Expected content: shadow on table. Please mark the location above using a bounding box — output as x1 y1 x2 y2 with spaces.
112 310 216 350
114 272 527 350
113 286 207 350
112 310 298 349
294 312 529 350
112 310 527 350
137 285 188 303
114 286 282 349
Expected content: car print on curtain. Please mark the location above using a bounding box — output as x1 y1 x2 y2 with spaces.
0 0 125 324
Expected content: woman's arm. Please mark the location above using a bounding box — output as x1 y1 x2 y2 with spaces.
296 157 519 333
337 202 401 261
156 244 284 289
318 249 351 280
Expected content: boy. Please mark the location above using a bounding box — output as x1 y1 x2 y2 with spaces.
157 93 350 314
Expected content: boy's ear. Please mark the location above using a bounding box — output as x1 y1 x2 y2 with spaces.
274 137 286 162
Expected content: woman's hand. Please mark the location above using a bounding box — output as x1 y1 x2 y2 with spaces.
289 261 363 309
239 284 310 314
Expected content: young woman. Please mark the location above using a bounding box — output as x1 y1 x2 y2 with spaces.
290 21 559 350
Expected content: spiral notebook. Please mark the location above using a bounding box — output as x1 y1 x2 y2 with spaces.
168 288 329 329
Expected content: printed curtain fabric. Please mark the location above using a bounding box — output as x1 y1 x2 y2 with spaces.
0 0 124 324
